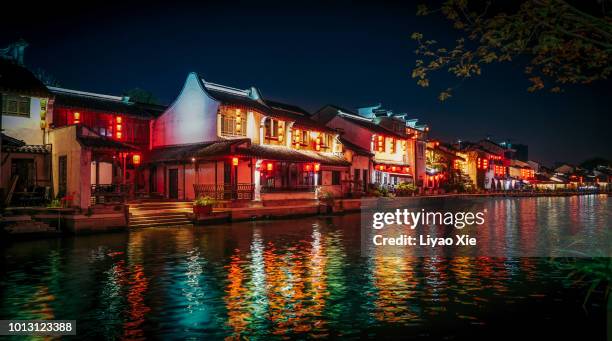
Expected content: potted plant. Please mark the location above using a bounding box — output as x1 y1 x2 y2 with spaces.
193 196 217 217
61 192 75 208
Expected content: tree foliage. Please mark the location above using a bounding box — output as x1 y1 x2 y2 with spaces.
411 0 612 100
123 88 159 104
579 157 611 170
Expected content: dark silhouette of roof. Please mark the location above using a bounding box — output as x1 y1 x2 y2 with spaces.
265 99 335 133
0 59 50 97
1 133 25 147
77 135 139 151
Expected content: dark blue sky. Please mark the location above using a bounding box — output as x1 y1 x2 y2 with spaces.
2 1 610 166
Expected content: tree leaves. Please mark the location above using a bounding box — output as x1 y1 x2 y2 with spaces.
411 0 612 101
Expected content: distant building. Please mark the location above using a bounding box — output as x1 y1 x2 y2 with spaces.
555 163 575 175
511 143 529 162
527 160 541 172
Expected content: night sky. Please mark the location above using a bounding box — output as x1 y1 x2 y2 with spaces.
2 1 610 166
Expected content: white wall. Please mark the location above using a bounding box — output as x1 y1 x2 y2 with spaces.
151 73 220 147
2 96 45 145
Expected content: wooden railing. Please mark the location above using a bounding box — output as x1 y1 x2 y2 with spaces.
193 183 254 200
90 184 131 205
261 184 317 193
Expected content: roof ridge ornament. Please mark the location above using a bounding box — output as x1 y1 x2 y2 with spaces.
0 39 28 65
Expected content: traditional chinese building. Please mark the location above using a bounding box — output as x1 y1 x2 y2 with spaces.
147 73 349 202
313 104 427 189
47 86 165 208
0 58 52 205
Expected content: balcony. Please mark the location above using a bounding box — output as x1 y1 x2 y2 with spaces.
261 184 317 193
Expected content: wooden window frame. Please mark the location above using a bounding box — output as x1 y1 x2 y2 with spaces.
2 94 30 117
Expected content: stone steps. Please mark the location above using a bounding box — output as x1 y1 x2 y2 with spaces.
2 216 56 234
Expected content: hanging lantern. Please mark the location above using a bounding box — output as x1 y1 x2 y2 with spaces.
267 162 273 171
132 154 141 165
232 157 239 166
73 112 81 124
403 167 410 173
115 116 123 140
304 164 312 172
314 163 320 172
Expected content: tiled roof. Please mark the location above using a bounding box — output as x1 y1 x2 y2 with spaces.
341 114 407 139
204 85 273 115
318 105 407 139
236 144 350 166
429 145 465 161
0 59 51 97
373 159 411 166
148 139 250 163
265 100 335 133
2 144 49 154
1 133 25 147
50 87 166 118
77 135 139 151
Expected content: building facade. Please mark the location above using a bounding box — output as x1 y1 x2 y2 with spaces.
0 58 52 205
312 104 428 190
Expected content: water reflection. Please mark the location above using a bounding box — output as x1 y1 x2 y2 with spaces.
0 196 608 339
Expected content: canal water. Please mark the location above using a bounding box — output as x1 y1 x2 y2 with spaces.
1 196 609 339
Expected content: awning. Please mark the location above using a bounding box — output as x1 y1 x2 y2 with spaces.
148 139 250 163
236 144 350 167
77 135 139 151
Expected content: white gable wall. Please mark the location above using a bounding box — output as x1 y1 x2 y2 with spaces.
151 73 219 147
327 116 373 151
2 96 46 145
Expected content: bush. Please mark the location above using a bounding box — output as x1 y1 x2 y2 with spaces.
194 196 217 206
395 182 417 196
319 190 335 205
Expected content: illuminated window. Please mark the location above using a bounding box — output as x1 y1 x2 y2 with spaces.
301 130 310 145
220 107 246 137
265 118 284 140
388 137 396 153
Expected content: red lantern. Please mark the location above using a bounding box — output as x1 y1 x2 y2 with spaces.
403 167 410 173
132 154 141 165
232 157 239 166
73 112 80 124
305 164 312 171
314 163 320 172
267 162 273 171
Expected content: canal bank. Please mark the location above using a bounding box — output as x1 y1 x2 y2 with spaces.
2 192 607 237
